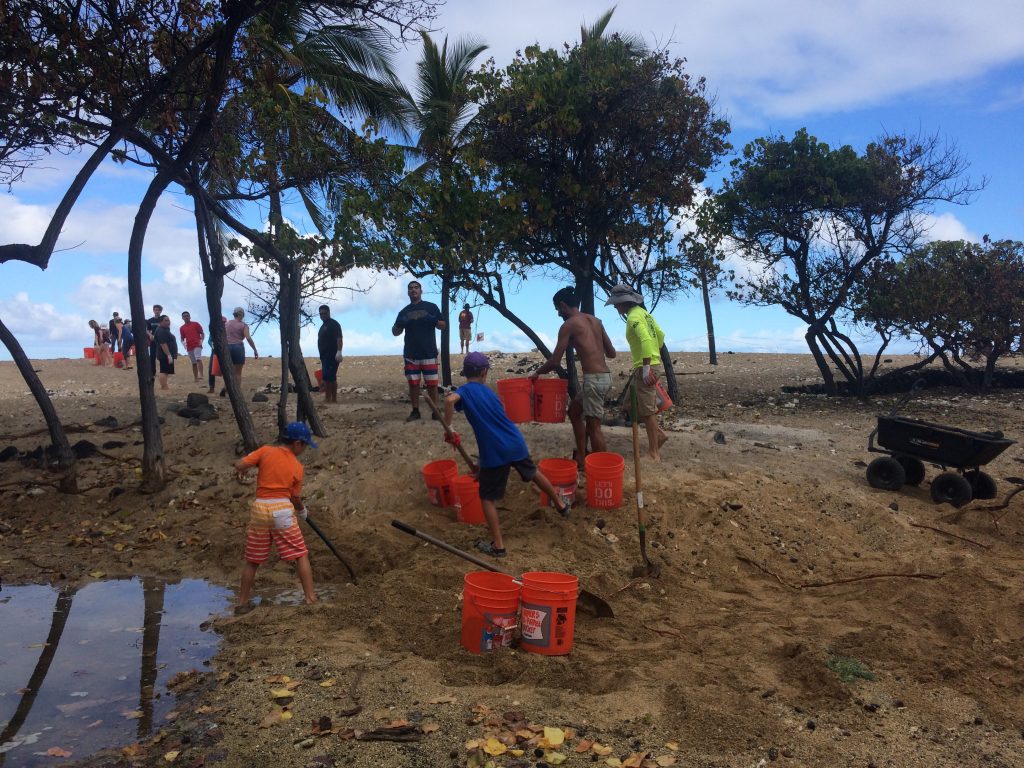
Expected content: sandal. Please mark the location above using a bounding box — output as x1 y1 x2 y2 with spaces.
475 540 507 558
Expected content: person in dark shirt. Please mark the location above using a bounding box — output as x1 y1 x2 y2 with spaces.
317 305 344 403
108 312 121 352
120 320 135 369
154 314 178 390
444 352 569 557
391 281 446 422
458 303 473 354
146 304 163 379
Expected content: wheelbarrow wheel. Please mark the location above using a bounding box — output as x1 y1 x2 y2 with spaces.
965 470 998 500
866 457 906 491
930 472 973 507
895 455 926 486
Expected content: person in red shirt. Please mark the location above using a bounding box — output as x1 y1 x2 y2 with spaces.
233 422 319 613
458 303 474 354
179 311 206 383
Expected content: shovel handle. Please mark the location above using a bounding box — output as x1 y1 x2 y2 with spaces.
422 395 478 471
391 520 508 575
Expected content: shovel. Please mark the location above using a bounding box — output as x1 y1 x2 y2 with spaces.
630 384 660 578
391 519 614 618
304 513 357 583
423 393 478 473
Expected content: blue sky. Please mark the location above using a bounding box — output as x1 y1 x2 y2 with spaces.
2 0 1023 361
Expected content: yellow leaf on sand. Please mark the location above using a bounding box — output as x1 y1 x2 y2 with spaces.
464 739 482 750
592 743 614 756
269 688 293 699
420 722 440 734
264 675 290 684
509 749 524 757
280 710 292 720
543 727 565 747
623 754 645 768
318 678 336 687
89 571 106 578
656 756 677 767
164 751 179 762
605 760 623 768
664 741 680 751
483 738 507 756
548 753 567 765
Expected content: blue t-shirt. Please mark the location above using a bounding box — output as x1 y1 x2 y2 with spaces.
456 381 529 469
394 301 441 359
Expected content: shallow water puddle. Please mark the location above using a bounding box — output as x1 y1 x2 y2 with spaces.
0 578 230 766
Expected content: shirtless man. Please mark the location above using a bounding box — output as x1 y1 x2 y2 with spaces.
530 287 616 470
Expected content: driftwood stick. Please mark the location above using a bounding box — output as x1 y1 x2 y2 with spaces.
736 555 943 590
909 521 990 549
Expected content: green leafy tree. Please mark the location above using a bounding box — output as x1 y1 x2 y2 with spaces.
716 129 978 395
467 7 729 313
855 238 1024 389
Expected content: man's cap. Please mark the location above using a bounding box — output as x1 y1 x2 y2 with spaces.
284 421 318 448
462 352 490 373
604 283 644 306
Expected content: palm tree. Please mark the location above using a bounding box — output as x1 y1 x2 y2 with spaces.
398 32 488 385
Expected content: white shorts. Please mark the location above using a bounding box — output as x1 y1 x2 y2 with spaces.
187 347 204 363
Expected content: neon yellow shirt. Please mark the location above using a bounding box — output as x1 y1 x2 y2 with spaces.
625 305 665 369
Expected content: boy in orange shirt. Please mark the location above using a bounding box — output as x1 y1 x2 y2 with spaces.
233 422 319 613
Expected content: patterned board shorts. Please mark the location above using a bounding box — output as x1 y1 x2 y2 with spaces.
573 372 612 419
244 498 308 563
187 347 204 363
404 357 439 384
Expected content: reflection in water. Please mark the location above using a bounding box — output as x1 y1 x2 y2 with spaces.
0 578 229 766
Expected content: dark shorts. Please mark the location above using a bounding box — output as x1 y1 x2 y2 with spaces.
478 457 538 501
228 343 246 366
158 356 175 375
320 356 339 382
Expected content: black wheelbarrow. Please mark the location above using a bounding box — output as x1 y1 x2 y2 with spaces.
864 383 1016 507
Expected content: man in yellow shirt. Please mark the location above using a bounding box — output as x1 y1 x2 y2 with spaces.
605 284 669 461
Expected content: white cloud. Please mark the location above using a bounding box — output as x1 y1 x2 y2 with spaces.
920 211 980 243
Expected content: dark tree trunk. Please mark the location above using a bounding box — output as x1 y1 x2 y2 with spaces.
193 195 259 452
0 317 77 492
0 587 76 764
700 272 717 365
575 265 596 315
277 260 292 435
138 577 165 738
440 267 452 387
805 328 837 395
128 173 173 492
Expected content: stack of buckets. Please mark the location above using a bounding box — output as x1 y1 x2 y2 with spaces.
496 377 569 424
421 459 484 524
461 570 578 656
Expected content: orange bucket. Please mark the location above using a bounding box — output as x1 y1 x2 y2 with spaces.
453 475 484 524
519 571 578 655
585 452 624 508
537 458 578 509
314 369 323 384
533 378 568 422
422 459 459 507
112 351 125 368
496 377 533 423
83 347 95 359
211 354 222 377
461 571 520 654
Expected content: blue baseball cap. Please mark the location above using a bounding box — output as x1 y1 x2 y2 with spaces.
284 421 318 448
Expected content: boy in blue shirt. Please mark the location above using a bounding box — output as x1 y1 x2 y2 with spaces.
444 352 569 558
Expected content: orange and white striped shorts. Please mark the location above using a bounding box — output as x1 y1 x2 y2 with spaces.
244 498 308 563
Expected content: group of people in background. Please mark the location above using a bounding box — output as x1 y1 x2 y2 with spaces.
86 305 258 393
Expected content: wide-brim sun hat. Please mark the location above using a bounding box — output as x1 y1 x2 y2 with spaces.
604 283 644 306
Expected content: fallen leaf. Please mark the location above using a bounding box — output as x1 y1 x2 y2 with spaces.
592 743 614 756
264 674 291 684
548 753 567 765
318 678 336 687
605 760 623 768
623 753 646 767
45 748 72 757
163 751 179 762
259 708 291 728
113 543 126 552
269 688 294 699
464 738 482 750
543 727 565 747
285 680 301 691
420 722 440 734
429 695 457 704
121 743 146 758
164 710 180 721
576 740 594 753
89 571 106 578
516 729 535 740
664 741 679 751
509 749 524 757
482 738 507 756
656 756 677 766
123 710 144 719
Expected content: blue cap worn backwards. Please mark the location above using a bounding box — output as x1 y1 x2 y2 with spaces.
284 421 318 448
461 352 491 375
